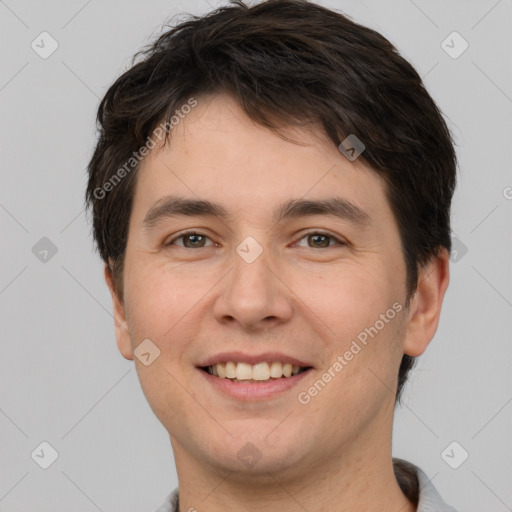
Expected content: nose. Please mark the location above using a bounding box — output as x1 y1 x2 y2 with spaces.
213 244 293 331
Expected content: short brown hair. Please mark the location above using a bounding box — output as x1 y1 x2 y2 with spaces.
85 0 457 403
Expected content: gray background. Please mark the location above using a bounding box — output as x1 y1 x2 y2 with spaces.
1 0 511 510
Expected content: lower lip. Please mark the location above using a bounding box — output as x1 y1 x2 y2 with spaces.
198 368 312 400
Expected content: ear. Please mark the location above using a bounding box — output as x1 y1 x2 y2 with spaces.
104 263 133 360
403 248 450 357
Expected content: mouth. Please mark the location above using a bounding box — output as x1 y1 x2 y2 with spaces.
196 354 314 400
200 361 312 383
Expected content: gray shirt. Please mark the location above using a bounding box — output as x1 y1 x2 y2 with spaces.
153 459 458 512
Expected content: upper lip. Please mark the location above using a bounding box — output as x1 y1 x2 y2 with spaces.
197 351 313 368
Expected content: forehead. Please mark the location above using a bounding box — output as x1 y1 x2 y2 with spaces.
131 93 391 227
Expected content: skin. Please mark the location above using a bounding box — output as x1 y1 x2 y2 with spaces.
104 93 449 512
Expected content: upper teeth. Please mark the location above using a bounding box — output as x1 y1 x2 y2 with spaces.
208 362 303 380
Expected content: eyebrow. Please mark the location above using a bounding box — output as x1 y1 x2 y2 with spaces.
142 195 371 229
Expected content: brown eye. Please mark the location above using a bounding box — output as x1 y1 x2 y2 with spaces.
308 234 331 248
167 232 213 248
296 232 344 249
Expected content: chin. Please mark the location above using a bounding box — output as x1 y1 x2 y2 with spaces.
210 449 307 481
201 426 309 476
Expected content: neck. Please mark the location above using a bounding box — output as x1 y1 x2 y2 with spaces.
170 427 416 512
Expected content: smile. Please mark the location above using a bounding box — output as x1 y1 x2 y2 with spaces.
202 361 310 382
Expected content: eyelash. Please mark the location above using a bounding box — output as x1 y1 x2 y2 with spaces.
165 230 346 249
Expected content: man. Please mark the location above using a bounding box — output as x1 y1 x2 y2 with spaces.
85 1 458 510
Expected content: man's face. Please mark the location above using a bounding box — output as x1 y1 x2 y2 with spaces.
110 93 415 476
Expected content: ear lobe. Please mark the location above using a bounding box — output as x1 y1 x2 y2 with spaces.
104 263 133 360
403 248 450 357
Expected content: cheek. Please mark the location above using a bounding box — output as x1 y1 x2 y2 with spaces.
293 260 405 391
294 259 394 343
124 259 204 338
122 265 210 429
